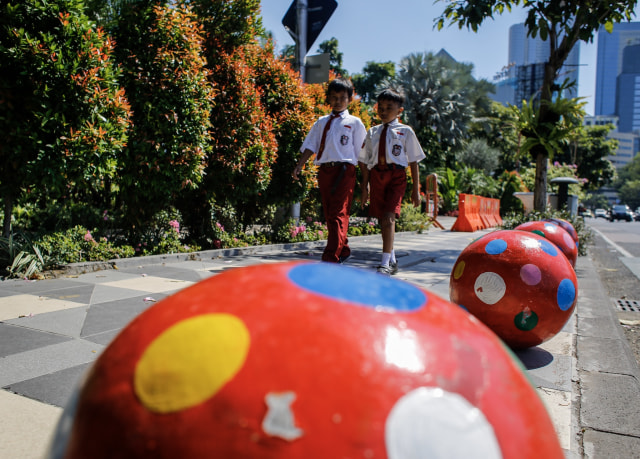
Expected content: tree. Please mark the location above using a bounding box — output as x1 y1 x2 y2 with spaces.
111 0 215 227
0 0 131 237
615 152 640 208
384 52 483 171
352 61 396 105
437 0 638 211
556 124 617 190
316 37 348 77
456 138 501 174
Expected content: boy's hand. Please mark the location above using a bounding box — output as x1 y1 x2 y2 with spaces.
292 164 302 181
360 188 369 208
411 189 420 207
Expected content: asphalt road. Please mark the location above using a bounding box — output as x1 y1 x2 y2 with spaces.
585 217 640 367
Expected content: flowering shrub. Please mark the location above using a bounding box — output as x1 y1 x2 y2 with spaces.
275 218 328 243
38 226 134 264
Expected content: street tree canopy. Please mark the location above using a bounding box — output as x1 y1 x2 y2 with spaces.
436 0 638 211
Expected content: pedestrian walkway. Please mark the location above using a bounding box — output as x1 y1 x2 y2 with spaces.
0 217 638 458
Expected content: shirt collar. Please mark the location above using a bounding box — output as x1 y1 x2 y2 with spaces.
332 109 349 118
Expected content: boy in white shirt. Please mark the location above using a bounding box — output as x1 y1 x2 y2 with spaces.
358 89 426 275
293 79 367 263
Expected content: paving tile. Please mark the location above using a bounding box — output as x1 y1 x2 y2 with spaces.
5 306 88 338
0 278 91 295
89 284 159 305
0 339 104 387
81 294 167 338
6 362 92 408
536 387 571 451
100 275 193 293
0 323 72 358
0 390 62 459
38 284 95 305
0 294 89 321
115 264 205 282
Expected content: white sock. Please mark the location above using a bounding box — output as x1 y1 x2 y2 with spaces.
391 250 396 264
381 252 391 267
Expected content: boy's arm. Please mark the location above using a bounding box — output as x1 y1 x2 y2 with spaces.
359 161 369 208
293 149 315 181
409 161 420 207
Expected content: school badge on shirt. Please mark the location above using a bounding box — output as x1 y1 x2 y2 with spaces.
392 144 402 156
341 135 349 146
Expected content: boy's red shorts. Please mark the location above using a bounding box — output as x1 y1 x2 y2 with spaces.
369 166 407 219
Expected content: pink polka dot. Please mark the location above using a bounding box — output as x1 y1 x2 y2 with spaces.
520 264 542 286
563 233 574 249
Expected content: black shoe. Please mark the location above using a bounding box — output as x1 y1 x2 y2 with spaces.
376 265 392 275
338 254 351 264
389 261 399 275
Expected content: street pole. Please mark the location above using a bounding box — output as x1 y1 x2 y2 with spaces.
291 0 308 223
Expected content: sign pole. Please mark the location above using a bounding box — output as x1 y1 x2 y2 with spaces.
296 0 308 82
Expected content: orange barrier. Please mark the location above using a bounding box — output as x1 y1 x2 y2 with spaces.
424 174 444 229
451 194 502 232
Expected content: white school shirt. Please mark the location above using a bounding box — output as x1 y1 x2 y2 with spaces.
300 110 367 165
358 119 426 169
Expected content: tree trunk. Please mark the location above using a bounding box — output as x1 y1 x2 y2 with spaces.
3 194 13 238
533 149 548 212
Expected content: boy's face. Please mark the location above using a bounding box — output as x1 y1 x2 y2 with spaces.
377 99 403 124
327 90 351 113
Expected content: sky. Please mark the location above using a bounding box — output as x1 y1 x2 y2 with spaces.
259 1 636 116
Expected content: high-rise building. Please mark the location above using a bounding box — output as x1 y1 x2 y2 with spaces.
594 22 640 117
491 23 580 107
616 44 640 132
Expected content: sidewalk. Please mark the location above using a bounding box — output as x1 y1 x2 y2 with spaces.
0 216 638 458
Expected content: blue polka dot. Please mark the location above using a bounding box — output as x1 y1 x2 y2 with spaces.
485 239 507 255
539 240 558 257
288 263 427 312
557 279 576 311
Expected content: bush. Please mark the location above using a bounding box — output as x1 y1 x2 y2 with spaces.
396 203 432 233
38 226 135 264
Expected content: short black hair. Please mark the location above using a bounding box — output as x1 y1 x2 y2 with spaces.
327 78 354 98
377 88 405 106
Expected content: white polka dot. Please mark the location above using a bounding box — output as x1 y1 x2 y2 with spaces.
385 387 502 459
474 272 506 305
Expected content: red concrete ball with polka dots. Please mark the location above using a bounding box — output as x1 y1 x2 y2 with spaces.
514 220 578 268
449 230 578 349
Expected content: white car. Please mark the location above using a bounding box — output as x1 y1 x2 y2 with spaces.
594 208 608 219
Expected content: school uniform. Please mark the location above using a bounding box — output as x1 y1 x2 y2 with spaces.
301 110 367 263
358 119 426 218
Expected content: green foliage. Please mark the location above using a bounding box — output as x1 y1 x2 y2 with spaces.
384 52 493 170
352 61 396 105
456 138 501 174
38 226 134 264
113 0 214 227
274 218 328 243
436 0 637 211
500 209 592 256
618 180 640 210
0 232 54 279
436 167 500 213
0 0 131 235
396 203 432 233
316 37 348 77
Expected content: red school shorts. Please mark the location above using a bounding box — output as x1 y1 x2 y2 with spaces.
369 166 407 219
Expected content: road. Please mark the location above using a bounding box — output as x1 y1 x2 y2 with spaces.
584 216 640 366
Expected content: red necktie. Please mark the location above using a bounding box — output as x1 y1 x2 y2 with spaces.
378 123 389 165
317 113 339 160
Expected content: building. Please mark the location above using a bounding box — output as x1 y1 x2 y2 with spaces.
491 23 580 107
616 44 640 132
584 115 640 170
595 22 640 117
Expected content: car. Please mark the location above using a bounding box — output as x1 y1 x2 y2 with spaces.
579 209 593 218
594 208 608 219
609 204 634 222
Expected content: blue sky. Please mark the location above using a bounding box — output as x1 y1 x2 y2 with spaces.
259 1 636 116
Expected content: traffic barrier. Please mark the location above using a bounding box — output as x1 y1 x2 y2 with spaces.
424 174 444 229
451 194 502 232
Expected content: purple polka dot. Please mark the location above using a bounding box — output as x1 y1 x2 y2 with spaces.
563 233 574 249
520 264 542 286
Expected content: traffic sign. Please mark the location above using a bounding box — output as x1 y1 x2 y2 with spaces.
282 0 338 54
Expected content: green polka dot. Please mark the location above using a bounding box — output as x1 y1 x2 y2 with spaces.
514 310 538 331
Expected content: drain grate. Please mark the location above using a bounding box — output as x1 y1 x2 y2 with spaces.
614 299 640 313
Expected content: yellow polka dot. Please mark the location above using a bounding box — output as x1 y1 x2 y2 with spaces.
134 314 250 413
453 261 466 280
